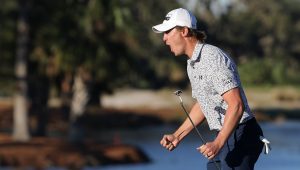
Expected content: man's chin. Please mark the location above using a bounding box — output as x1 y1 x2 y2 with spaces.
173 52 183 57
170 49 182 56
171 50 178 56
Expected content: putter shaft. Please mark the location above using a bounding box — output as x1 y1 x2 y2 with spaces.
175 92 220 170
179 96 206 144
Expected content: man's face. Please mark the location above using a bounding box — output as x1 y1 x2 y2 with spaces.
163 27 185 56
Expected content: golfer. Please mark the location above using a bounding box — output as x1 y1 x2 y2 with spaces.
152 8 266 170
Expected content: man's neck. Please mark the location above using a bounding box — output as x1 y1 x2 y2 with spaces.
185 38 198 59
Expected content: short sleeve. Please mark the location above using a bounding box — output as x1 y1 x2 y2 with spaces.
211 67 239 95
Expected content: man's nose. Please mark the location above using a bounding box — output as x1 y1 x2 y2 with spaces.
163 33 168 42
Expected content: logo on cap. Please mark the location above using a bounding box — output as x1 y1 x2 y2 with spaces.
165 13 172 21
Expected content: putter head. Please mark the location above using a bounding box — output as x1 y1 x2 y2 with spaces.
174 90 182 96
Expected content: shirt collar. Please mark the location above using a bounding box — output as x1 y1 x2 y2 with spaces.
190 41 203 61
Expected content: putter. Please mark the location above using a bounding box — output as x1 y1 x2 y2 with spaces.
174 90 220 170
174 90 206 143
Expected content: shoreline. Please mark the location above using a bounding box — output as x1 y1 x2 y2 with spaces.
0 87 299 168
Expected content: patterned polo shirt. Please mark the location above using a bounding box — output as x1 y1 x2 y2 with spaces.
187 42 253 131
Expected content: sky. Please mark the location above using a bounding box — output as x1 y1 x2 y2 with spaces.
178 0 237 16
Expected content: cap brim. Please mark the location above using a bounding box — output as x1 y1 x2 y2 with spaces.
152 23 175 33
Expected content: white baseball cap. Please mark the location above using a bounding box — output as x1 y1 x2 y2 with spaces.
152 8 197 33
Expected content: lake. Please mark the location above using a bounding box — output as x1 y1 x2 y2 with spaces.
93 120 300 170
3 120 295 170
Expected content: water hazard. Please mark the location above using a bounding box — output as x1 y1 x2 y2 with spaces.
97 120 300 170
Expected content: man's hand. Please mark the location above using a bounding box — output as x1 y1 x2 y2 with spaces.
197 140 222 160
160 134 179 151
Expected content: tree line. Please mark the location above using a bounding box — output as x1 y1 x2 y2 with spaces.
1 0 300 93
0 0 300 140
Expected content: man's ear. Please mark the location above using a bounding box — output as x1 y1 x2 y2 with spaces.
181 27 189 37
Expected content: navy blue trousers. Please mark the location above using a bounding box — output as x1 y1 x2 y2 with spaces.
207 118 264 170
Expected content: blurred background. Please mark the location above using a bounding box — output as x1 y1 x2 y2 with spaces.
0 0 300 169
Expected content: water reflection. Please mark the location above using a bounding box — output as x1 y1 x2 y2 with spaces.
92 121 300 170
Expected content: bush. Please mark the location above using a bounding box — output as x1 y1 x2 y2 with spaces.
238 58 271 85
238 57 300 86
